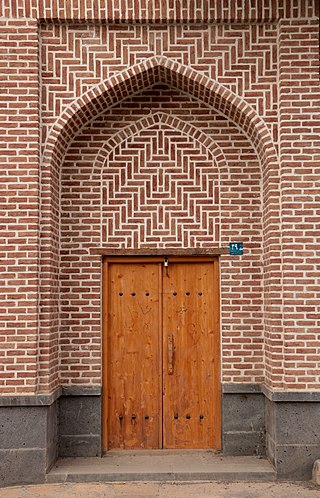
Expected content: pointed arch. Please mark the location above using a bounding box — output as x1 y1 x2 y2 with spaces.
42 56 278 172
93 111 227 173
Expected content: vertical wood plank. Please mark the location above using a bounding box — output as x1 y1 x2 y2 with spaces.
158 263 163 448
213 258 222 449
103 257 221 452
102 258 108 452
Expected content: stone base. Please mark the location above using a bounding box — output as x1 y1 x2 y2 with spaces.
2 385 320 486
265 397 320 480
222 384 266 457
47 452 276 483
0 399 58 487
223 385 320 480
58 387 101 457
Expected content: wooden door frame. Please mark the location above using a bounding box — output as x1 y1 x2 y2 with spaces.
102 255 221 452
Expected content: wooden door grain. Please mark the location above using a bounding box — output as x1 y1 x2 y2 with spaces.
107 263 161 449
103 257 221 451
162 262 220 449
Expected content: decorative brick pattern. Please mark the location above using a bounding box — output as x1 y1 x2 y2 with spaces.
101 113 221 248
42 55 278 180
0 0 317 23
59 87 263 385
40 22 279 143
37 53 280 392
0 2 319 394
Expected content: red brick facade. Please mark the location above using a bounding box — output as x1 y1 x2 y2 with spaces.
0 1 319 396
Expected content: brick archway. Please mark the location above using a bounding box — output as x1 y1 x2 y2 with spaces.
43 56 278 170
39 55 280 391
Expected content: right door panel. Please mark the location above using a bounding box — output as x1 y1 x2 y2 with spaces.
162 262 220 449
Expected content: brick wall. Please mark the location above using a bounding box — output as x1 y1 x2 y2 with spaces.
0 1 319 393
0 0 317 23
0 19 40 393
279 19 320 389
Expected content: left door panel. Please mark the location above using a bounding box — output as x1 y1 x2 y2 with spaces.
107 263 161 449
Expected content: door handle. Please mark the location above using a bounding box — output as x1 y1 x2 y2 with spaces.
168 333 174 375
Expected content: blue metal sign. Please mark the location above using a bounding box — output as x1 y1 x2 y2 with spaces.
229 242 243 255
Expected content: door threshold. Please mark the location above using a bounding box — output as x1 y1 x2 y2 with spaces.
103 449 222 455
46 452 276 483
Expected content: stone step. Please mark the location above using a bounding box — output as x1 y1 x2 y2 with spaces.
46 451 276 483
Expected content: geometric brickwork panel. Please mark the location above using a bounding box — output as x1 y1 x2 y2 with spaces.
102 123 219 248
40 22 278 144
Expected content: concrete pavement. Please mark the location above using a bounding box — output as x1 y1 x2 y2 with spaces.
0 481 319 497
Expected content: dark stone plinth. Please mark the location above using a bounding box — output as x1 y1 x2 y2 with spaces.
222 392 266 457
0 406 47 449
58 394 101 457
0 401 58 487
2 384 320 485
0 449 46 486
265 398 320 480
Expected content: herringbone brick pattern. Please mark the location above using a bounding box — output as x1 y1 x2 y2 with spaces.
40 22 279 144
101 115 220 248
59 87 263 385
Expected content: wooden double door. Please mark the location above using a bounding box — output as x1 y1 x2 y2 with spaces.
102 257 221 451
